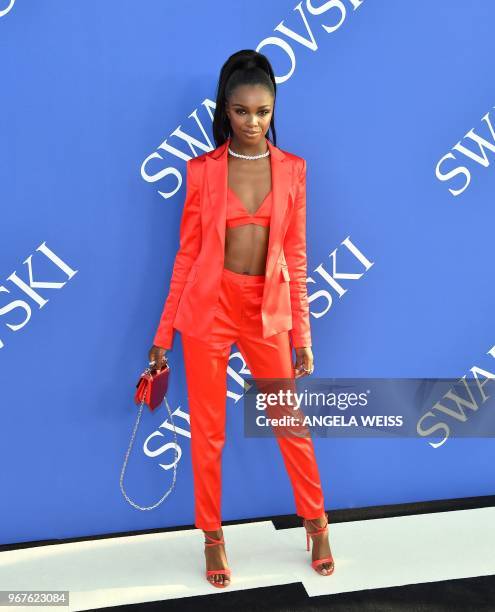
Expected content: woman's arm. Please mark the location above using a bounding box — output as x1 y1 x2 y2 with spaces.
152 159 202 350
284 158 312 349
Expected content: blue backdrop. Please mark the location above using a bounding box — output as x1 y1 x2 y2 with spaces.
1 0 494 545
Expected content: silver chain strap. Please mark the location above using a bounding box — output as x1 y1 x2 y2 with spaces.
120 367 178 511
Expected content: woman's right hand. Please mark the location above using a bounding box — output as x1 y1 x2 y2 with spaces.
148 344 168 373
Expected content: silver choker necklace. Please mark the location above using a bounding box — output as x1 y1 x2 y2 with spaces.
228 145 270 161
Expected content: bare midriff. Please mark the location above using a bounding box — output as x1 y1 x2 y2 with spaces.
224 159 272 276
225 223 270 275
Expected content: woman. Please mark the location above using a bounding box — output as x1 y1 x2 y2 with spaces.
149 49 334 588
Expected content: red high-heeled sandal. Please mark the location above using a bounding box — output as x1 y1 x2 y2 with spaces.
303 512 335 575
204 532 232 588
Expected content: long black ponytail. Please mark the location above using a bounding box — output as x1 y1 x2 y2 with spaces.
212 49 277 148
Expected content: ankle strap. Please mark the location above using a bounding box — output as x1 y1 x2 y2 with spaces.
304 513 328 534
307 524 327 535
204 533 225 547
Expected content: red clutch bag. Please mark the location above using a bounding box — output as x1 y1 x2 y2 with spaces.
134 360 170 411
120 355 178 511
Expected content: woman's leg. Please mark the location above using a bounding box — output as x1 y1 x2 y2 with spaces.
181 267 242 586
236 323 334 574
182 333 232 586
231 269 333 574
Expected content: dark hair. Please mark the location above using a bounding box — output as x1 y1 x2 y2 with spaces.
212 49 277 148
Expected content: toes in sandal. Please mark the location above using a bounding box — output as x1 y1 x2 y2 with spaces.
303 512 335 575
204 533 232 588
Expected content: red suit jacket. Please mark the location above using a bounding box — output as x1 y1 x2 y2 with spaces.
152 136 312 350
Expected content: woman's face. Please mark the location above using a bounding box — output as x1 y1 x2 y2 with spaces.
225 84 274 146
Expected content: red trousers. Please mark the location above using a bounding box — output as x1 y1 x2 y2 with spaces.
182 266 326 531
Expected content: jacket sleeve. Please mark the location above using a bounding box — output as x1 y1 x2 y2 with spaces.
152 159 201 350
284 158 312 349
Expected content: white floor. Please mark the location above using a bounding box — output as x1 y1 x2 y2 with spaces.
1 507 495 612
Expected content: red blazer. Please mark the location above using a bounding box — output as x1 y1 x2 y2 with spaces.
152 137 312 350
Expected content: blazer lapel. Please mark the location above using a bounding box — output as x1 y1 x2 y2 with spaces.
205 136 293 278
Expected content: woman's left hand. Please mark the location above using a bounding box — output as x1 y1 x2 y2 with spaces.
294 347 314 378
